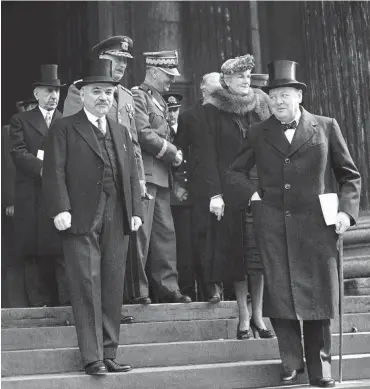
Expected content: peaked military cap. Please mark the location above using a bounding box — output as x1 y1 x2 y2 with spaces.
33 64 65 87
92 35 134 59
262 60 307 92
143 50 181 76
74 58 120 90
250 74 269 88
163 93 183 109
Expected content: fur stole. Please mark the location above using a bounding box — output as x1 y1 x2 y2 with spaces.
203 82 271 121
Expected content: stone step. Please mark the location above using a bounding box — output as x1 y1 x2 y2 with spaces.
2 313 370 351
2 333 370 376
2 297 370 328
263 380 370 389
2 356 370 389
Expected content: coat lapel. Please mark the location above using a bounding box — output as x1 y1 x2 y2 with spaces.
73 110 103 161
263 116 291 155
287 108 318 157
108 117 127 174
26 107 49 137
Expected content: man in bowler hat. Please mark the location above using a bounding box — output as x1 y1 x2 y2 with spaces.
9 64 69 307
127 51 191 304
224 60 361 387
43 58 143 375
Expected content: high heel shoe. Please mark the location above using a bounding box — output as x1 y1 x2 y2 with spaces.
236 322 252 340
250 318 274 338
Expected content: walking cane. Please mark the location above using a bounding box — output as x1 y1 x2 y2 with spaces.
338 234 344 383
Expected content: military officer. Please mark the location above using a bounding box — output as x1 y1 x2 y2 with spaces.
126 51 191 304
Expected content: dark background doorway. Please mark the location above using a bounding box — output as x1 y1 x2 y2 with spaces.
1 1 60 125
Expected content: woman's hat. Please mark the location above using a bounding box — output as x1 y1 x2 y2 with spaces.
33 64 65 87
262 60 307 92
75 58 120 90
220 54 255 76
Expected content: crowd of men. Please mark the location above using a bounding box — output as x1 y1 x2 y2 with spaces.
1 34 361 387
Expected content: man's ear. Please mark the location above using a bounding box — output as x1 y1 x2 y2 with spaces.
297 89 303 104
80 87 85 102
33 87 39 100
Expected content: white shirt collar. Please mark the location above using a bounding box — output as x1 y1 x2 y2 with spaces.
39 106 55 119
83 108 106 127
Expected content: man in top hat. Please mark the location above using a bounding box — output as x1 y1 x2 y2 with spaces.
42 58 143 375
224 60 361 387
9 64 70 307
63 35 145 196
126 50 191 304
2 97 37 307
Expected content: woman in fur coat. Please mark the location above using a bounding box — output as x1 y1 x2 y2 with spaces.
202 54 273 339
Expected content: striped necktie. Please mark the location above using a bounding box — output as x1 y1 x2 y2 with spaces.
45 112 52 128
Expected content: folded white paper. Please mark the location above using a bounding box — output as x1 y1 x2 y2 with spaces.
37 150 44 160
319 193 339 225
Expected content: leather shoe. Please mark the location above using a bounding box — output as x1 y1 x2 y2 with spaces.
208 293 221 303
120 316 135 324
132 296 151 305
310 377 336 387
103 358 132 373
84 360 108 375
281 367 304 384
162 290 192 303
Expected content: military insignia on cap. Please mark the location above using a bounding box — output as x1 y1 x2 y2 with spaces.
121 40 129 51
168 96 177 104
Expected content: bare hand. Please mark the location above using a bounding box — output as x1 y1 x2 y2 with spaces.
54 211 72 231
335 211 351 235
139 180 147 198
173 183 188 202
5 205 14 217
173 150 183 167
210 195 225 221
131 216 143 231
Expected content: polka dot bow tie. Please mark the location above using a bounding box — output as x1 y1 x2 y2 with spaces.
281 120 297 132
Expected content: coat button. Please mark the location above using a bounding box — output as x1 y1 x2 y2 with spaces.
184 160 187 163
183 171 187 174
97 181 101 185
285 158 290 164
284 183 291 189
98 165 102 169
285 210 291 217
184 178 188 182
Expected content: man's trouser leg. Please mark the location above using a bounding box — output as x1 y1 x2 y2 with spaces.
270 318 305 372
147 185 179 299
172 205 196 300
303 319 332 381
125 183 156 300
54 255 70 305
62 192 126 366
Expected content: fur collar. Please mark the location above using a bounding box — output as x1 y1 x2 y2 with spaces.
203 83 271 121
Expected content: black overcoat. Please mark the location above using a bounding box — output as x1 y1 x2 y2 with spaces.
224 108 361 319
201 103 261 283
9 107 63 257
42 109 143 235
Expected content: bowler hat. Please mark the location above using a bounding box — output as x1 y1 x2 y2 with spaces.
163 93 183 109
75 58 120 90
92 35 134 59
250 74 269 89
33 64 65 87
262 60 306 92
143 50 181 76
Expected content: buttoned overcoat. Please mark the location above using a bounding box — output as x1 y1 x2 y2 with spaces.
9 107 63 258
224 108 361 319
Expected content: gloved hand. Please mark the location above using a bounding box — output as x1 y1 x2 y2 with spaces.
173 150 183 167
210 195 225 221
54 211 72 231
335 211 351 234
131 216 143 232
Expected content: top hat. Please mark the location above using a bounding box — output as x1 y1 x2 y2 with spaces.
250 74 269 88
92 35 133 59
74 58 120 90
163 93 183 109
262 60 306 92
16 97 38 107
143 50 180 76
33 64 65 88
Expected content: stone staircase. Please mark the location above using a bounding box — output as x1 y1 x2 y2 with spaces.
2 298 370 389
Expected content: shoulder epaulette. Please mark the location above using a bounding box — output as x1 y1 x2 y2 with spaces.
119 85 133 96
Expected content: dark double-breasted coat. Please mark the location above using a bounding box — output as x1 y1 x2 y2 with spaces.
9 107 63 258
224 108 361 320
42 109 142 233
